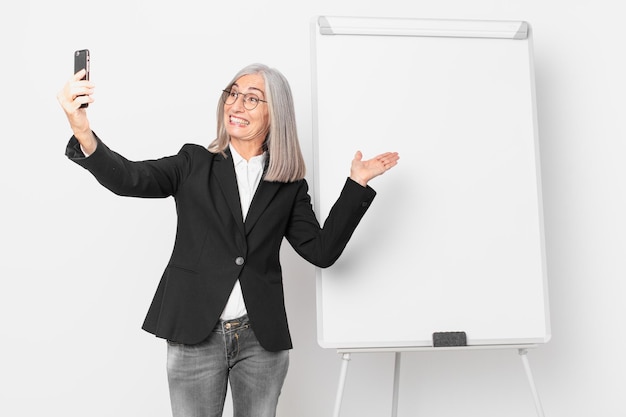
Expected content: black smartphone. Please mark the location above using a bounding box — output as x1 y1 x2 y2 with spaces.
74 49 90 108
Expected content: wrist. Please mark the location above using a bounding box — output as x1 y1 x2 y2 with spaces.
74 129 97 155
349 174 368 187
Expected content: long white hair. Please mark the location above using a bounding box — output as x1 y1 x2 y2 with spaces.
208 63 306 183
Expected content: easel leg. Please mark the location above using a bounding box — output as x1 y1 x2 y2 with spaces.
391 352 402 417
518 348 545 417
333 353 351 417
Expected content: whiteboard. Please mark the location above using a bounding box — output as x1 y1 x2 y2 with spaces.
311 16 550 349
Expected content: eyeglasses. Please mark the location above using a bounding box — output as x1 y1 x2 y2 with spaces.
221 89 267 110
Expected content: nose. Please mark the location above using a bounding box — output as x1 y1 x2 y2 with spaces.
231 94 246 112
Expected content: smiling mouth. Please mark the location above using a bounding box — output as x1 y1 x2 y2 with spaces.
230 116 250 126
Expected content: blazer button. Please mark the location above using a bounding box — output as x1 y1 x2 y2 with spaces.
235 256 245 266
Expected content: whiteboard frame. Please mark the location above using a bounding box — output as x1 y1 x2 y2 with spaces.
311 16 550 350
317 16 530 39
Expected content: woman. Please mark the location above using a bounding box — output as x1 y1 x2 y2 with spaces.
57 63 399 417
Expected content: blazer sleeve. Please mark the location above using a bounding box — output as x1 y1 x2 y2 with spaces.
285 178 376 268
65 133 194 198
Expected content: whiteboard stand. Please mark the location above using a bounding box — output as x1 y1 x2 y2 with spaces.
519 348 546 417
331 345 545 417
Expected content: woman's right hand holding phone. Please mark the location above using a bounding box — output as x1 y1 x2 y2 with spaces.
57 69 97 155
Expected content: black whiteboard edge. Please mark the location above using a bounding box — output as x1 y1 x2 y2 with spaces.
317 15 529 40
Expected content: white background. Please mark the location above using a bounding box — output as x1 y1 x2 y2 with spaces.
0 1 624 416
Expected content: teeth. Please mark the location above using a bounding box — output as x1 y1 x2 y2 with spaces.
230 116 249 126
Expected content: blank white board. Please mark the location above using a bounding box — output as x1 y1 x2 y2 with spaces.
311 16 550 349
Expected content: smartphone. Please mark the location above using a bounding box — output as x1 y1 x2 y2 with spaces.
74 49 90 108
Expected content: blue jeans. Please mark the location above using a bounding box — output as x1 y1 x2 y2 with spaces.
166 316 289 417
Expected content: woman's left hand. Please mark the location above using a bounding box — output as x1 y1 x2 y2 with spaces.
349 151 399 187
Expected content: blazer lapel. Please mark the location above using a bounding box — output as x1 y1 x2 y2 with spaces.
213 148 283 236
244 180 282 235
213 149 246 235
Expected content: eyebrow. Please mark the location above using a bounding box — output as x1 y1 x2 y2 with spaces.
231 83 266 98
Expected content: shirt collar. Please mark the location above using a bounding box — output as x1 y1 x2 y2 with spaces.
229 143 267 167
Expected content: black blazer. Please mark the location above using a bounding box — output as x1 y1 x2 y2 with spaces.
66 135 376 351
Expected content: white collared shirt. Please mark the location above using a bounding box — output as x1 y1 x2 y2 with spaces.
220 144 267 320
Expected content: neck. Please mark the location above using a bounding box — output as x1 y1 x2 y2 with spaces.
230 139 264 161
